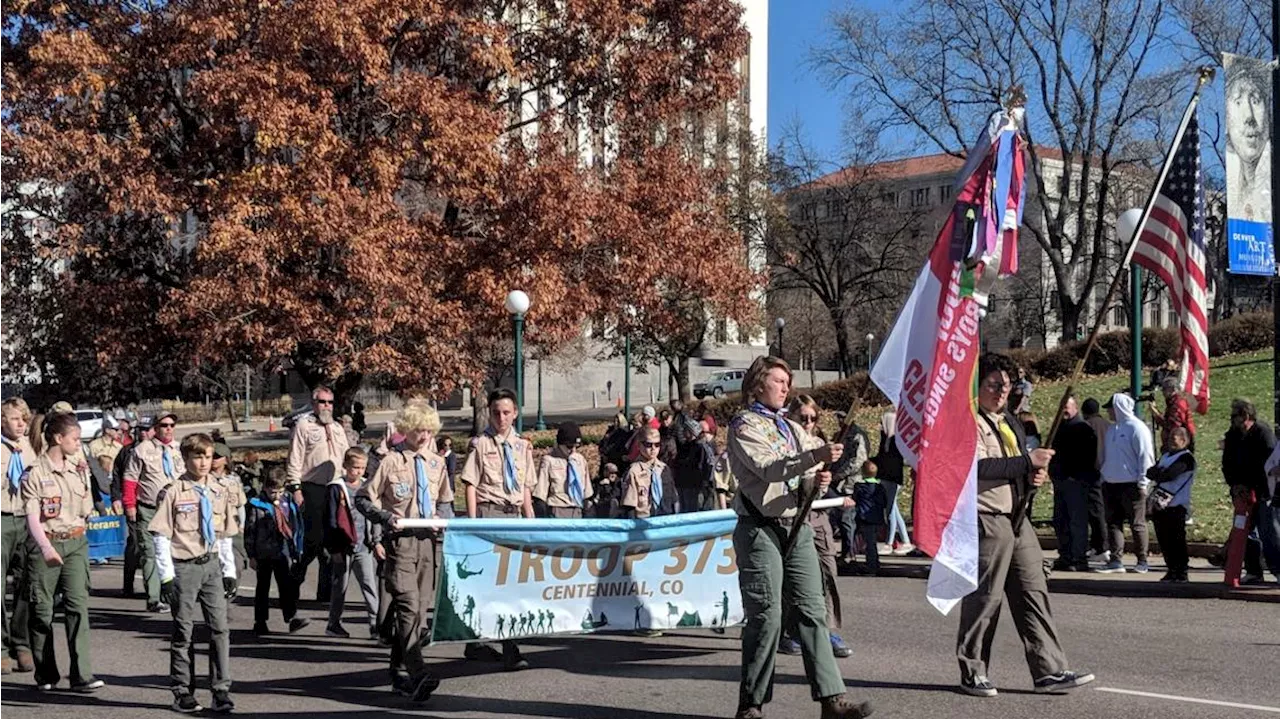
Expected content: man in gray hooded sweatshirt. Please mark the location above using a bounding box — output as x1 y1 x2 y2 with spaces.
1097 393 1155 573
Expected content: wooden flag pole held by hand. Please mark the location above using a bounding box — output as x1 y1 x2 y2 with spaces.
1041 66 1215 456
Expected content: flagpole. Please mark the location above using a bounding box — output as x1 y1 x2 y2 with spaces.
1043 66 1215 450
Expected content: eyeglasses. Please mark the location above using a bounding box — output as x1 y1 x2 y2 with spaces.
157 422 176 429
798 414 818 424
642 442 661 449
314 399 334 406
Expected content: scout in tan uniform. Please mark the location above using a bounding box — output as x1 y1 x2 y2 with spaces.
212 443 248 577
620 427 676 518
149 433 238 714
124 411 186 612
2 398 35 674
458 388 532 670
533 422 593 519
355 403 451 704
21 412 103 693
727 356 871 719
286 385 350 603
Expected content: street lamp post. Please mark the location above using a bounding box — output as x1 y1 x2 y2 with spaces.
1119 208 1145 419
775 317 786 361
623 306 636 418
866 332 876 369
535 358 547 431
505 290 531 432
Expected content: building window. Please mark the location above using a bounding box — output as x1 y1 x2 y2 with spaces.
912 187 929 206
716 319 729 344
939 185 952 202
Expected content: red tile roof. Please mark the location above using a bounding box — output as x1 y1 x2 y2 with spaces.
801 145 1068 190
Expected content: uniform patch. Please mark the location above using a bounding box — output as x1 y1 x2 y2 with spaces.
40 479 56 488
40 497 61 518
176 501 198 514
393 482 410 499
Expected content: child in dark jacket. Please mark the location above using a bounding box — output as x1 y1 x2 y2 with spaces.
245 468 309 636
853 460 887 575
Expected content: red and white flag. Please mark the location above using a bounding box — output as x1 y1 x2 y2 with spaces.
871 110 1026 614
1131 109 1211 414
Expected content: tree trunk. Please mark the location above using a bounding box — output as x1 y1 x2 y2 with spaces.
1058 294 1084 345
669 355 692 402
224 396 240 434
471 386 488 437
831 307 853 378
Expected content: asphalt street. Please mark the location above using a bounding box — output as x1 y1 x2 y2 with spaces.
3 556 1277 719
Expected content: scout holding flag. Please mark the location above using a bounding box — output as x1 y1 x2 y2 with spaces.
149 433 239 713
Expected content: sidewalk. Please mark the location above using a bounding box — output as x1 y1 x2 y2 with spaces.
865 551 1280 603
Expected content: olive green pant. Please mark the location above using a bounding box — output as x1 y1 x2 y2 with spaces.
133 505 162 605
386 534 435 680
735 519 845 708
3 513 32 656
171 556 231 693
27 535 94 686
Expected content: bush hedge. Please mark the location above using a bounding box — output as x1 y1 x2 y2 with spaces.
1026 311 1272 380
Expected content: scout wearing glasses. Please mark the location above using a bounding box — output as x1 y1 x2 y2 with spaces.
533 422 593 519
22 411 103 693
458 388 534 671
355 402 451 703
621 427 677 518
149 433 239 714
2 398 36 675
124 411 185 613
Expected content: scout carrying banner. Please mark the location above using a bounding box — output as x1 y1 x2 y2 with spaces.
430 511 744 643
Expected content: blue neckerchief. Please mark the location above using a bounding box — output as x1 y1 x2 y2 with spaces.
566 457 583 507
649 465 664 513
414 454 434 519
3 439 23 493
749 402 796 452
160 443 175 479
501 442 519 494
191 483 216 549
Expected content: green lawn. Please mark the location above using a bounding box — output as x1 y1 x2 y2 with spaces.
841 349 1272 545
1023 349 1273 543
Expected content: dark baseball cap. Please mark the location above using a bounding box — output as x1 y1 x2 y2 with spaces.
213 443 232 460
556 422 582 446
156 412 178 424
136 416 156 430
1081 398 1100 416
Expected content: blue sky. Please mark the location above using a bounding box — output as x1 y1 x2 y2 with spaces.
767 0 891 162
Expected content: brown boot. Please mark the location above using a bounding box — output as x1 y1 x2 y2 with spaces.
15 650 34 673
734 706 764 719
1 656 13 674
820 694 874 719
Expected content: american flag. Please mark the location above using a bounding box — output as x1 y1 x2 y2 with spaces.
1132 110 1210 414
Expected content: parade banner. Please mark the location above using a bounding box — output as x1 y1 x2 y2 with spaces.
1223 53 1275 276
429 511 744 644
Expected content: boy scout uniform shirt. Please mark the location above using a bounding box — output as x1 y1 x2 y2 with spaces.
2 436 36 515
214 473 247 537
727 411 823 519
359 448 453 520
147 474 238 559
621 459 672 517
287 415 351 487
125 438 186 507
21 454 93 534
459 430 534 508
88 436 121 470
534 452 594 509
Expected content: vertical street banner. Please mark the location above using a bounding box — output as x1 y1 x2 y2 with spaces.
430 512 744 643
1224 53 1275 276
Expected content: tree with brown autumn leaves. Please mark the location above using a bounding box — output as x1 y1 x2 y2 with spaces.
2 0 759 407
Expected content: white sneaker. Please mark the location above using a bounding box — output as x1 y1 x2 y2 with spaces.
892 543 916 556
876 543 894 555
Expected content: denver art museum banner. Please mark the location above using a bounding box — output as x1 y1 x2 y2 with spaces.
430 511 744 644
1223 52 1275 276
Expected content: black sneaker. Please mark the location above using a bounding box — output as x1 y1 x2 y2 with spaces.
960 675 998 697
211 690 235 713
502 646 530 672
288 617 311 634
252 623 271 636
172 692 203 713
391 673 414 696
1034 671 1095 693
149 602 171 614
325 624 350 638
411 673 441 703
464 643 503 662
72 679 105 693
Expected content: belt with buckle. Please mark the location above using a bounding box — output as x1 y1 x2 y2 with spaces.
479 501 520 515
45 527 86 541
175 553 214 565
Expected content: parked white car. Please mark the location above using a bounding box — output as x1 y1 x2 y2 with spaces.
75 408 105 438
693 369 746 399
